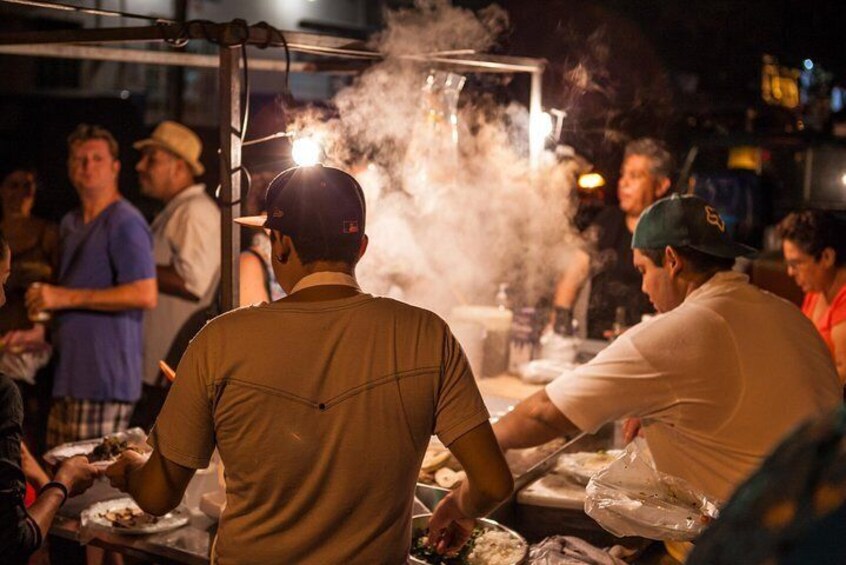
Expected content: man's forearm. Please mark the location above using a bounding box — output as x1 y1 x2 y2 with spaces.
119 451 194 516
61 279 157 311
494 390 580 451
553 249 590 308
25 488 66 544
454 474 512 518
157 265 200 302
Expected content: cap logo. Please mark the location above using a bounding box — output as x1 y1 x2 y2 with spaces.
705 206 725 232
343 220 360 234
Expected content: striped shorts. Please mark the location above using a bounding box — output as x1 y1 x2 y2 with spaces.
46 397 134 449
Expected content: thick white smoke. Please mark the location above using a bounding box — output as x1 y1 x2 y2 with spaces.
288 0 582 318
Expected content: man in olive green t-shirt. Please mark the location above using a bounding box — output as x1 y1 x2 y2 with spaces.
106 165 513 563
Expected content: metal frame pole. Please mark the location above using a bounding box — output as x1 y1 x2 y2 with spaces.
219 46 242 312
528 69 544 170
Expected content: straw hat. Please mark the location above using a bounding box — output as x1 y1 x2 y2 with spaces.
134 121 205 176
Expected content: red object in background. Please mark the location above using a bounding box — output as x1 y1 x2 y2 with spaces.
24 482 36 507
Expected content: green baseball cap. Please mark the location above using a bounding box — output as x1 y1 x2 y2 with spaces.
632 194 757 258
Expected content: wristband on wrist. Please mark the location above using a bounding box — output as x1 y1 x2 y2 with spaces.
40 481 69 506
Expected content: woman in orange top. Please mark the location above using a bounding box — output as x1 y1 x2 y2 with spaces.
779 210 846 385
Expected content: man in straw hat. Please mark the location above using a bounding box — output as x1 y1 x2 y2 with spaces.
107 164 513 562
496 195 841 504
130 120 220 430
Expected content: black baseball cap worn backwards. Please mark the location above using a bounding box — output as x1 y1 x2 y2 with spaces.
632 194 757 258
235 164 366 243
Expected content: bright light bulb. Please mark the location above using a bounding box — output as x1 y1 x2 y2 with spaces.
578 173 606 189
532 111 554 137
841 173 846 187
292 137 322 166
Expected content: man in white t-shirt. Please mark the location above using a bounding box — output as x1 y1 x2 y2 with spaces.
106 165 513 563
496 195 841 502
130 121 221 430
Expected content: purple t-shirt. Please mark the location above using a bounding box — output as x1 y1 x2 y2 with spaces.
52 200 155 402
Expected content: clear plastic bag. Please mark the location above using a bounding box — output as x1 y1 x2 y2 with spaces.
584 438 719 541
529 535 628 565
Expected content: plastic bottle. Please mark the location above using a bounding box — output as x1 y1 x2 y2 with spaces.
495 282 510 310
610 306 627 340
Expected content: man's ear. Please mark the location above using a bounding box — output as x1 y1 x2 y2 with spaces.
272 231 292 264
655 177 671 199
819 247 836 269
665 246 683 278
357 235 369 262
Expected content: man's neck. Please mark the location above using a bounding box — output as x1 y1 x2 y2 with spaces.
824 268 846 304
682 269 724 300
162 181 196 204
283 267 359 303
81 188 120 223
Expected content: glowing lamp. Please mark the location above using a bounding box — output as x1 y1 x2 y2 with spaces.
292 137 322 166
578 173 606 190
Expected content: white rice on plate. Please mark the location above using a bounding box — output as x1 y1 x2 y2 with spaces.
467 530 526 565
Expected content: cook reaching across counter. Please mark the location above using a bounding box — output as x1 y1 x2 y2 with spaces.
105 165 512 563
495 195 841 504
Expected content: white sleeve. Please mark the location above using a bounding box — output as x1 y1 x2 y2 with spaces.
167 198 221 298
545 329 673 433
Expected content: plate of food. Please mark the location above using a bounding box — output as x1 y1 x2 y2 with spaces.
419 441 466 490
554 449 624 485
81 497 189 535
44 428 151 468
410 513 528 565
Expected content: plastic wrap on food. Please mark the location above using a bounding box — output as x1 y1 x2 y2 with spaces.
529 535 627 565
518 358 577 384
584 438 719 541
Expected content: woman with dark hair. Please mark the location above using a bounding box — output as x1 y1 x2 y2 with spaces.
0 167 58 335
778 210 846 384
0 232 99 563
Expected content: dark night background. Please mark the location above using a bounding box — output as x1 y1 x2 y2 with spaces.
1 0 845 228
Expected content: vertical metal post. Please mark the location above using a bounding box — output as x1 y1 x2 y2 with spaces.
528 69 544 171
166 0 188 120
219 46 241 312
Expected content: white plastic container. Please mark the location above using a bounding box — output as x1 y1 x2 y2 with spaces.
450 305 513 377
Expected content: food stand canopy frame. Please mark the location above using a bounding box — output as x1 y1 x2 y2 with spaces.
0 20 546 311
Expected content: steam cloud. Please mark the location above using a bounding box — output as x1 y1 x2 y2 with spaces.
288 0 583 319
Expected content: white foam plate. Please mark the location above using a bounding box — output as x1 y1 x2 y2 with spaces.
43 428 150 468
82 497 189 535
554 450 624 484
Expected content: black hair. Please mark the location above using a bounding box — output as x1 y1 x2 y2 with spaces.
0 230 8 261
639 246 735 273
291 235 361 266
271 230 361 266
777 210 846 267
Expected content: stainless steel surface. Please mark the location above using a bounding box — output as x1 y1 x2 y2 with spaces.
512 432 590 493
52 480 215 565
